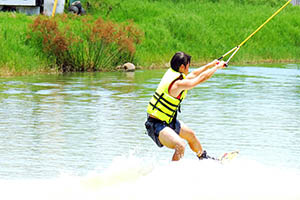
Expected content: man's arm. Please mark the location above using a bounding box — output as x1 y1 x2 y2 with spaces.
186 60 219 80
169 61 225 97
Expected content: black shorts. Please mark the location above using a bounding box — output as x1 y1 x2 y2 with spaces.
145 115 181 147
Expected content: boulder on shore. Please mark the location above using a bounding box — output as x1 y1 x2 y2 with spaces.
116 62 136 72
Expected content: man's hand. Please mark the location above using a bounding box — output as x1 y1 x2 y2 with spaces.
212 59 219 65
216 61 226 69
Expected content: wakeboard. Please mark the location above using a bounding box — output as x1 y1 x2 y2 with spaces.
219 150 239 163
204 150 239 163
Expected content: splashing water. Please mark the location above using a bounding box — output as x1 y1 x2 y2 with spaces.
1 155 299 200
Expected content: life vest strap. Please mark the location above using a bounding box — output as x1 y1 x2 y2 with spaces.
149 102 173 118
152 92 178 111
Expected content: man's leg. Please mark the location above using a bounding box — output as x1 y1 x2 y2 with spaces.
158 127 186 161
179 121 203 158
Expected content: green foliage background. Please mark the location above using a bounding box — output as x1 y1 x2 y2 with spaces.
0 0 300 75
88 0 300 65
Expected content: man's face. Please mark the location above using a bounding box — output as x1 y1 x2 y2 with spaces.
180 63 189 75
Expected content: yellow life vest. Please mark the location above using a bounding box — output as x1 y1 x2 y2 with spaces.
147 68 187 124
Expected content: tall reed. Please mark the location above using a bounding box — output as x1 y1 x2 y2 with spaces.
29 14 143 72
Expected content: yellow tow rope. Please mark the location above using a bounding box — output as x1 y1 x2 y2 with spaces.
219 0 292 65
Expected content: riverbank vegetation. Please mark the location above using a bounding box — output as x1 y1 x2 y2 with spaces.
0 0 300 75
29 15 142 72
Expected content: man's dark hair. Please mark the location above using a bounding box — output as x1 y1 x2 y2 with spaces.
170 52 191 72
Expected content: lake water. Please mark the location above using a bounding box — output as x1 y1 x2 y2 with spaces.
0 65 300 200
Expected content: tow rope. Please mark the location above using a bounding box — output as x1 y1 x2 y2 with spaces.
219 0 292 66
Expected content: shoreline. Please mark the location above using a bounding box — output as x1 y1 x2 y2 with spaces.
1 60 299 77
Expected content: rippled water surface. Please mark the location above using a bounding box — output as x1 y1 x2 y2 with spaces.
0 65 299 199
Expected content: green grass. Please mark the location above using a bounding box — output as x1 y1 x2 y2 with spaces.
1 0 300 75
0 13 51 75
88 0 300 65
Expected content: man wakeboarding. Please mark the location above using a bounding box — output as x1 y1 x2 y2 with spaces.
145 52 225 161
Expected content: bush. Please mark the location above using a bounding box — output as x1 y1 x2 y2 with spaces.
28 14 143 72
